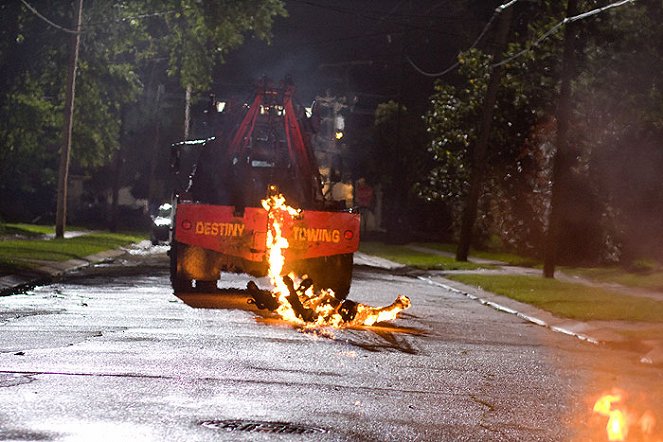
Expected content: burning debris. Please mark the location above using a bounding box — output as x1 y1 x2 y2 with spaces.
592 389 657 441
247 192 411 328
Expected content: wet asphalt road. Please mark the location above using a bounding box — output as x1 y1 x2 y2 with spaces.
1 248 662 441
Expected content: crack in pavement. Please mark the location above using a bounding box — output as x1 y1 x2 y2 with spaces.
0 372 36 388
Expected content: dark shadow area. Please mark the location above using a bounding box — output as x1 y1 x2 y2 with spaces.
0 428 56 441
175 290 263 313
338 325 425 355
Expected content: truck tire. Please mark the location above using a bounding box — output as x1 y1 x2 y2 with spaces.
170 240 193 292
170 240 221 293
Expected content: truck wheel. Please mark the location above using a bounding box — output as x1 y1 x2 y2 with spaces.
170 240 193 292
300 254 353 300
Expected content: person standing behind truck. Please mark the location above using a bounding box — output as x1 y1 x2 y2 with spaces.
354 177 374 235
330 173 353 209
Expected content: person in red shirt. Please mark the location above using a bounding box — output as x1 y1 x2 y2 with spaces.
354 177 374 235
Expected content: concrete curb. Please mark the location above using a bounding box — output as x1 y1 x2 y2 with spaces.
352 252 663 367
420 275 663 367
0 248 127 296
417 276 601 345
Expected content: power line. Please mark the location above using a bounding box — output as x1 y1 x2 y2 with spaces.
19 0 176 34
19 0 82 34
407 0 638 77
493 0 637 67
405 0 519 78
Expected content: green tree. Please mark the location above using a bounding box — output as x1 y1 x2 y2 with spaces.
0 2 71 220
574 1 663 263
372 100 431 238
423 39 558 255
423 0 663 266
0 0 287 224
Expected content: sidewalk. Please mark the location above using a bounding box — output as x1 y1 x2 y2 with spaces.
0 247 128 295
0 226 159 295
0 228 155 295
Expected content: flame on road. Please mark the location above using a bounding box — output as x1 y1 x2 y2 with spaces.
261 192 302 323
592 389 657 441
259 191 410 328
593 392 628 441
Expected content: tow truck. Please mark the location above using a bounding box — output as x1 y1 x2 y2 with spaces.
169 79 359 299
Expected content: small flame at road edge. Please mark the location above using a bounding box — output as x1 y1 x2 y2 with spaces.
592 388 657 441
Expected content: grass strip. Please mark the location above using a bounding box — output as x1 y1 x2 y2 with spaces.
0 223 62 237
446 273 663 323
413 242 540 267
0 231 146 271
564 267 663 292
359 241 486 270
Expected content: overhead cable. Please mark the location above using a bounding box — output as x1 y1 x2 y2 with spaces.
19 0 82 34
19 0 176 34
406 0 519 78
492 0 637 68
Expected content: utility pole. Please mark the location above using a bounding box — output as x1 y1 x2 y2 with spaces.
543 0 579 278
386 2 410 242
55 0 83 238
184 84 192 140
456 5 513 261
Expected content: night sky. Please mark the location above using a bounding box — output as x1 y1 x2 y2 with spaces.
214 0 500 113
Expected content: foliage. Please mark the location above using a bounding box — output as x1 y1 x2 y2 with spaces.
420 0 663 264
370 100 435 234
420 50 488 202
372 100 428 190
0 3 67 220
574 2 663 263
422 40 559 254
0 0 286 222
133 0 287 92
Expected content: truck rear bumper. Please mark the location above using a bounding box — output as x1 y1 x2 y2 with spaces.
174 203 360 261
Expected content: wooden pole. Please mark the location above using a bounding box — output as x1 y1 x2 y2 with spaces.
456 5 513 261
184 84 192 140
55 0 83 238
543 0 579 278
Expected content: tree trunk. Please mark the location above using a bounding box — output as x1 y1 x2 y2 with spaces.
55 0 84 238
543 0 579 278
109 149 122 233
109 109 129 232
456 6 513 261
147 84 164 211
